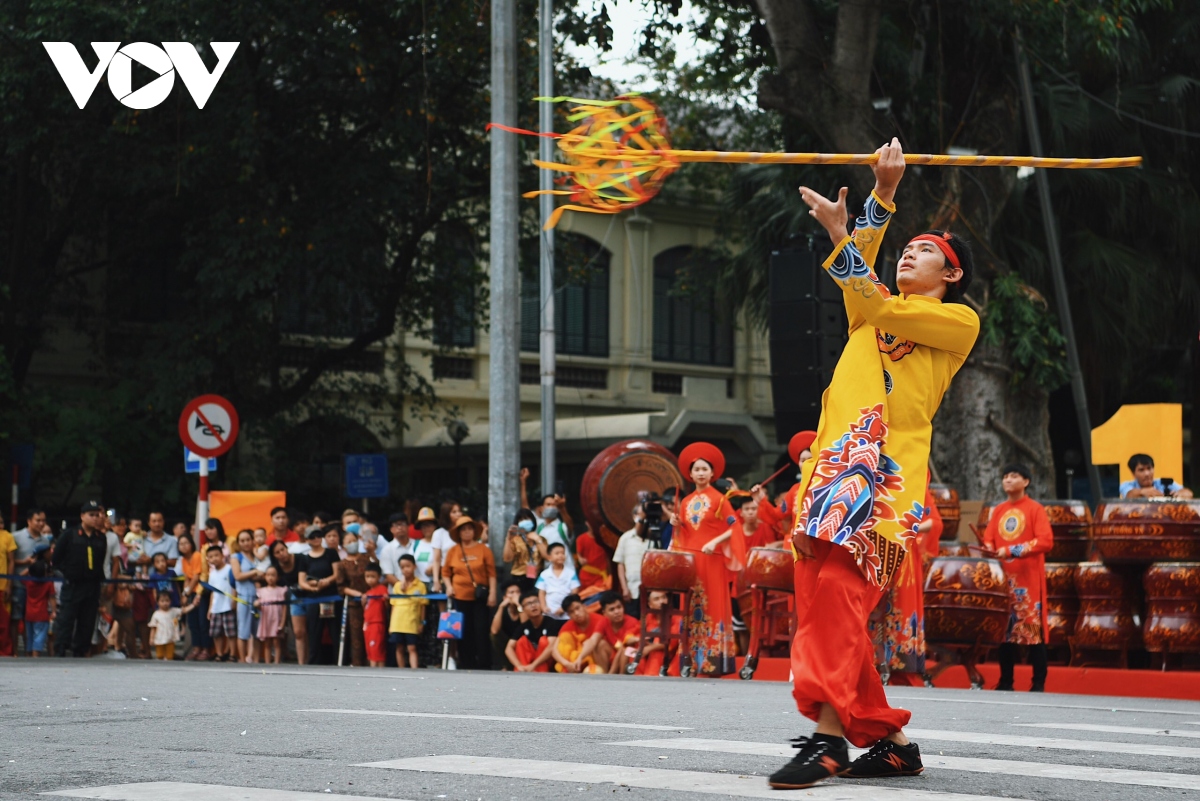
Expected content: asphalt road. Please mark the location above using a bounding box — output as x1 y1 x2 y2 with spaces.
3 661 1199 801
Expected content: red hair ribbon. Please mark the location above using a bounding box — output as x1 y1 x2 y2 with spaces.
908 233 961 270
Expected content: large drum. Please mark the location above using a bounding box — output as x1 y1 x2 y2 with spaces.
581 439 684 550
1142 562 1200 654
1092 499 1200 564
744 547 795 593
929 484 961 541
1073 562 1142 649
924 556 1010 646
640 550 697 593
1044 562 1080 647
978 500 1092 562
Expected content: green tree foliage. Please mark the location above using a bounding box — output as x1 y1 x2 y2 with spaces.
0 0 540 513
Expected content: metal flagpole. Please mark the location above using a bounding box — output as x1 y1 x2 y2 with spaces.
488 0 520 565
1015 31 1104 504
538 0 556 498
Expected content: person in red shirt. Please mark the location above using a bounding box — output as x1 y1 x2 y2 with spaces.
361 564 391 667
595 590 640 674
670 442 739 676
754 430 817 541
982 463 1054 692
267 507 298 546
574 524 611 599
634 589 681 677
552 594 607 673
24 557 55 656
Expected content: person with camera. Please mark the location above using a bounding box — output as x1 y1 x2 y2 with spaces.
613 499 658 619
502 508 543 595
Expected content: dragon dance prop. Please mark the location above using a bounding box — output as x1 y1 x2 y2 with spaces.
487 94 1143 229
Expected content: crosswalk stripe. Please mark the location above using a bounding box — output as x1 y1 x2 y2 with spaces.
41 782 409 801
885 694 1200 717
608 737 1200 791
1013 722 1200 739
905 728 1200 758
296 708 691 731
357 754 1033 800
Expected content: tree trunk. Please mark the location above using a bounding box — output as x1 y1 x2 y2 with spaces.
932 341 1055 503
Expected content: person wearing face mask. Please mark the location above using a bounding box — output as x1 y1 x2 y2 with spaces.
535 498 570 556
379 512 435 587
338 530 371 667
503 509 543 594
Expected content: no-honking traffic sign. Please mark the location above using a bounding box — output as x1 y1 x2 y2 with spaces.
178 394 239 458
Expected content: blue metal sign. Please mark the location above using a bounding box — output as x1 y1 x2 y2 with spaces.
345 453 389 499
184 448 218 474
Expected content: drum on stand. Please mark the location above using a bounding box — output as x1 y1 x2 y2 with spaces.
929 484 960 541
1143 562 1200 663
1092 499 1200 564
1044 562 1080 651
738 547 796 680
633 551 697 677
923 555 1010 688
580 439 684 551
1070 561 1142 667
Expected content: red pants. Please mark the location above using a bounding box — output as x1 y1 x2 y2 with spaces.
364 623 387 663
791 538 911 747
514 636 551 672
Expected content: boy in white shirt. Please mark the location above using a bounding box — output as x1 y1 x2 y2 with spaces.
205 545 237 662
536 542 580 620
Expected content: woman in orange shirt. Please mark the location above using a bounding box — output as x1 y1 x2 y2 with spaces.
441 517 497 670
670 442 739 676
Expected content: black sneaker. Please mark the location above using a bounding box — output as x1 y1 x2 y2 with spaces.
994 682 1014 691
843 739 924 778
1030 683 1045 693
767 734 849 789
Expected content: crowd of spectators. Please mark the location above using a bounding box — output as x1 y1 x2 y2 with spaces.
0 471 754 675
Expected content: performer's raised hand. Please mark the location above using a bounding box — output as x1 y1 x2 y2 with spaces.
871 136 906 205
798 185 849 246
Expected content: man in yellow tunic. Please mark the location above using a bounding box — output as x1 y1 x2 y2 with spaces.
769 139 980 789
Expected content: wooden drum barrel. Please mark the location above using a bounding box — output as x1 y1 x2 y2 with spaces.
1044 562 1080 647
938 543 970 557
1143 562 1200 654
581 439 684 551
978 500 1092 562
1092 499 1200 565
744 547 795 593
1073 562 1142 649
923 556 1010 647
640 550 697 593
929 484 961 541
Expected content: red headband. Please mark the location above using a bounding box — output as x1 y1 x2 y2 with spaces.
908 233 961 270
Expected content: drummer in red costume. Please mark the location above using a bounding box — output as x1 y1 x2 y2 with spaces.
669 442 739 676
754 430 817 540
981 463 1053 692
769 139 979 789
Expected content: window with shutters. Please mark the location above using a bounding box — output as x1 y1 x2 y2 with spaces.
433 238 479 348
520 233 610 357
653 246 733 366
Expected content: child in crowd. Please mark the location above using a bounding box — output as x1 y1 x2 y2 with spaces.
636 590 680 677
361 563 390 668
252 528 272 573
389 554 428 668
24 559 54 657
147 591 182 660
552 594 606 673
598 590 640 675
536 542 580 620
205 545 237 662
147 552 180 607
125 518 145 569
254 565 288 664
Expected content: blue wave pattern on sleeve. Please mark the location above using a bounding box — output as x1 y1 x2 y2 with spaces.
829 192 893 281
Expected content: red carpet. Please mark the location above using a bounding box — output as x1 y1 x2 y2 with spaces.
726 657 1200 700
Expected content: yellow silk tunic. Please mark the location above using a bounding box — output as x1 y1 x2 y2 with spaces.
791 193 980 587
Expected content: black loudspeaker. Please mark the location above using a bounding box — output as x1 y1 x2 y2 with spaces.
768 247 848 444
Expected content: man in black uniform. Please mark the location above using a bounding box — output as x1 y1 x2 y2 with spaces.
53 500 108 657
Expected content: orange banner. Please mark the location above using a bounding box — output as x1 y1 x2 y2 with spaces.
209 491 286 538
